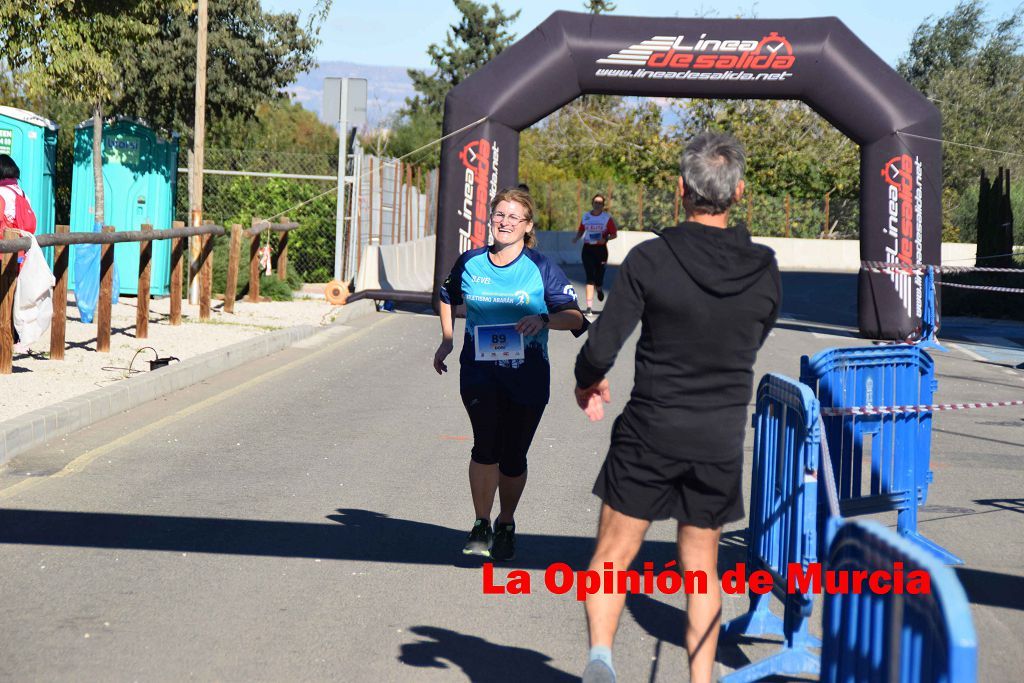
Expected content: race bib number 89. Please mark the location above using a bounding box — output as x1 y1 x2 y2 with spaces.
474 324 525 361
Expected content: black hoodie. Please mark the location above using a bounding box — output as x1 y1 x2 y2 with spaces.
575 222 781 463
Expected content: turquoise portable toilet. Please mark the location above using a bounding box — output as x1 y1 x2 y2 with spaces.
0 105 58 262
70 117 179 295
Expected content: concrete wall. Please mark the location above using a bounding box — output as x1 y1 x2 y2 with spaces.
354 235 436 292
534 231 977 272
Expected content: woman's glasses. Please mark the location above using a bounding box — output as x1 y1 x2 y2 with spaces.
492 211 528 225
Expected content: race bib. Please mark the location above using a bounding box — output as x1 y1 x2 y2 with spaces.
585 228 604 244
474 324 524 361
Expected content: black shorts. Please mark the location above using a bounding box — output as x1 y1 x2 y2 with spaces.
581 244 608 287
461 383 545 477
593 421 744 527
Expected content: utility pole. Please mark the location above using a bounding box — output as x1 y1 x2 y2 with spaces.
190 0 209 305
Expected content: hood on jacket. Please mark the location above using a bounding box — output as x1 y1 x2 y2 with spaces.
658 222 776 296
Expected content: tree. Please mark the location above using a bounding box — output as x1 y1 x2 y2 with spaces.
115 0 324 143
404 1 520 120
584 0 617 13
897 0 1023 238
1 0 181 230
385 1 520 168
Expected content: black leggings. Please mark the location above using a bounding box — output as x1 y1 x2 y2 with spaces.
461 384 545 477
581 244 608 287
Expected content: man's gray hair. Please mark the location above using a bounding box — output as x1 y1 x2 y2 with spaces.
680 132 746 214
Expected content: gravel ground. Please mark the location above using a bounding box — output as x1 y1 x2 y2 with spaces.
2 293 345 421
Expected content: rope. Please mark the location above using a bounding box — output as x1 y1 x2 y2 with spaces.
939 281 1024 294
822 399 1024 417
896 131 1024 160
861 261 1024 274
263 116 488 222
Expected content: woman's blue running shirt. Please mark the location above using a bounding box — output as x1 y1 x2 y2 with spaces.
440 247 584 405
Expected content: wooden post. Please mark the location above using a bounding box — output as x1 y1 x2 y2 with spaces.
199 220 213 320
673 184 680 224
577 179 583 221
746 194 753 228
49 224 70 360
377 157 385 244
422 167 433 238
0 229 17 374
785 194 791 237
391 161 400 244
606 180 613 208
277 216 289 282
170 220 184 325
136 223 153 339
224 223 241 313
638 185 644 231
415 165 422 239
824 191 831 236
406 163 413 241
96 226 114 353
248 219 261 302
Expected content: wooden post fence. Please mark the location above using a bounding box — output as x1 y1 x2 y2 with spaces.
577 179 583 221
785 195 791 238
746 195 753 229
96 226 114 353
638 185 644 232
224 223 242 313
277 215 289 282
49 224 70 360
199 220 214 320
170 220 185 325
0 229 17 374
136 223 153 339
248 218 261 302
673 185 680 224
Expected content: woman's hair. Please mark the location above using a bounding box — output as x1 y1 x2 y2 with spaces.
490 187 536 248
0 154 20 181
591 193 605 204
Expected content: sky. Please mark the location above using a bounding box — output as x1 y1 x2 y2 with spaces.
262 0 1023 69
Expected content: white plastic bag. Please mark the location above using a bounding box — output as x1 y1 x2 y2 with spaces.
13 234 56 347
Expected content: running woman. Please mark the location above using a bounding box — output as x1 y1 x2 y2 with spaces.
572 194 618 315
434 187 587 561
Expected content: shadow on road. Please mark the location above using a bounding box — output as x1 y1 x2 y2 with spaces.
398 625 579 682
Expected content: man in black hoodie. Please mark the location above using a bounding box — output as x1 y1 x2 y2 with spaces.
575 132 780 683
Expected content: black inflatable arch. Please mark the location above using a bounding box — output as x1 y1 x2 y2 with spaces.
435 12 941 339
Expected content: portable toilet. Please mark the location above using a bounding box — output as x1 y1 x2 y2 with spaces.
69 117 179 295
0 106 58 261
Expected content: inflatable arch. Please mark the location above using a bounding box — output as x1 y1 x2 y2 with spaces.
434 12 941 339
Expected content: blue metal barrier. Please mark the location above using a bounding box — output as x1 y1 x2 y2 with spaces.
917 266 944 351
821 520 977 683
800 345 962 565
720 374 823 682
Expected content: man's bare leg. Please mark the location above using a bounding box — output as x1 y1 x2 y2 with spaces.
678 524 722 683
585 504 650 647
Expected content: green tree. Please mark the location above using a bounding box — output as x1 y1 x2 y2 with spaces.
1 0 180 229
584 0 617 13
897 0 1023 238
386 1 520 167
115 0 324 143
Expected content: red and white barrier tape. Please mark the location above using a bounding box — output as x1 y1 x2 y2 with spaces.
821 399 1024 417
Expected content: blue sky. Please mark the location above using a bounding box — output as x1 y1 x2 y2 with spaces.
262 0 1022 69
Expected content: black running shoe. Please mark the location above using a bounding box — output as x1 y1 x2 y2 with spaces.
490 522 516 561
463 519 493 557
597 288 605 302
585 306 593 316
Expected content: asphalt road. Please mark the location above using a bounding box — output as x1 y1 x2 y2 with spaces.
0 268 1022 682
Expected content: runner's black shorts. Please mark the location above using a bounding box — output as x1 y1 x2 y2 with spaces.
461 383 545 477
581 244 608 287
593 418 744 527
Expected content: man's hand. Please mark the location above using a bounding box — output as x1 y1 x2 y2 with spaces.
433 339 454 375
575 378 611 422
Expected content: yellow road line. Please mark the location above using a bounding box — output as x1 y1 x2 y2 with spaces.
0 315 395 500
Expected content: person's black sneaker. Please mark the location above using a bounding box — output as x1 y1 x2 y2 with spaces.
490 521 516 561
585 306 593 316
597 288 605 302
462 519 493 557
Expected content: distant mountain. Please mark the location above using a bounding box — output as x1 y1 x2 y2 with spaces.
288 61 416 129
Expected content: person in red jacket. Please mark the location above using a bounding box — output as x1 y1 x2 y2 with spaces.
0 154 37 267
572 194 618 315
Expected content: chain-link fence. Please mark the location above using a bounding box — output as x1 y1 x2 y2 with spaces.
528 178 860 239
177 148 340 283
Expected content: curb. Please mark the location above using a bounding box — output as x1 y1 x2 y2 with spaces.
0 299 378 467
